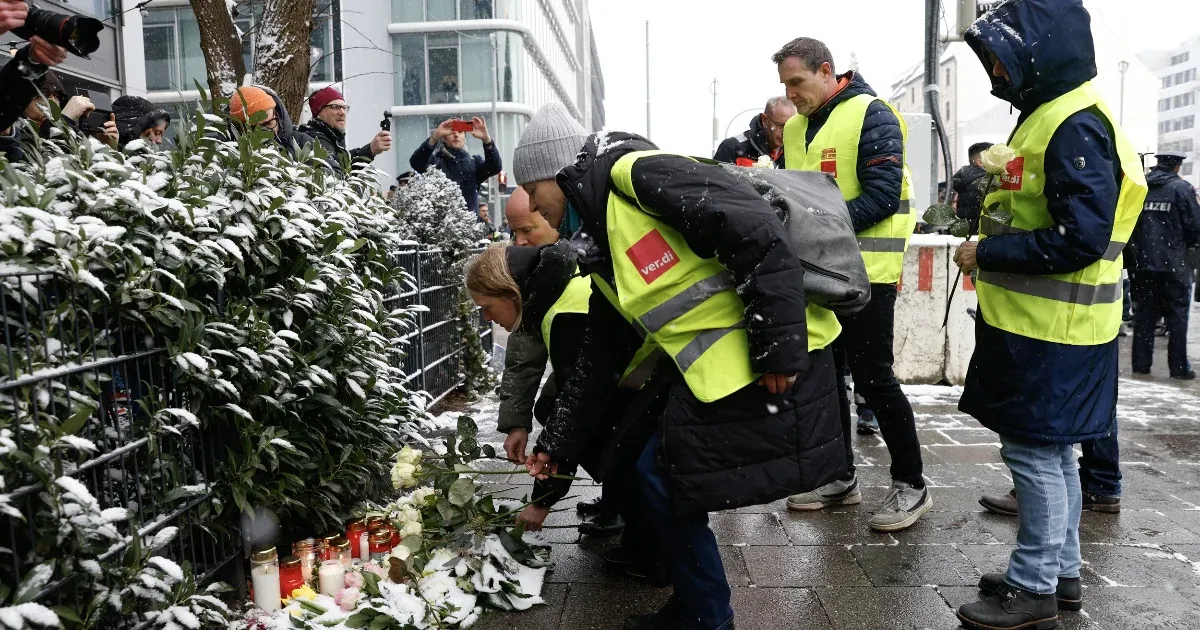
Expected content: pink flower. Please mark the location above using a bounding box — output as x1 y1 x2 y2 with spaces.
334 587 361 612
343 571 365 589
362 562 387 579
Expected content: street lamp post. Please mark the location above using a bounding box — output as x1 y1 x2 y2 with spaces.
1118 60 1130 126
723 107 762 144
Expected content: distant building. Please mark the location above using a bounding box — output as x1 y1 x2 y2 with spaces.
1141 36 1200 187
891 24 1159 182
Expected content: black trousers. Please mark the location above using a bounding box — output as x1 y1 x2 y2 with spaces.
1131 270 1191 376
833 283 924 487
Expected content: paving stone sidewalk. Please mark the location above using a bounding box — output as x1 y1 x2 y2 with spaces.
460 326 1200 629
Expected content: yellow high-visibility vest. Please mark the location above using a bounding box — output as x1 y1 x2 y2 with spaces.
588 150 840 403
976 81 1147 345
784 94 916 284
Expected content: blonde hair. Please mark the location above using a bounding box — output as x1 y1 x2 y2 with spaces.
465 244 523 327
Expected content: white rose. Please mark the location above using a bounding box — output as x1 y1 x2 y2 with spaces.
979 144 1017 175
402 519 422 537
390 545 411 562
392 462 418 489
411 487 435 506
398 445 422 466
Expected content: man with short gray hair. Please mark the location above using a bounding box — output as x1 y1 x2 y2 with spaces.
713 96 796 167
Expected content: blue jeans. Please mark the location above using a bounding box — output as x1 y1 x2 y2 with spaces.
636 434 733 629
1000 435 1083 595
1079 426 1121 498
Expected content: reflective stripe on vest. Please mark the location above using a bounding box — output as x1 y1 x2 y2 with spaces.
543 274 661 390
601 150 840 402
976 81 1148 345
784 93 916 284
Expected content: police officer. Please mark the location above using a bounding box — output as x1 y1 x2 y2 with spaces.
775 37 930 532
1129 151 1200 379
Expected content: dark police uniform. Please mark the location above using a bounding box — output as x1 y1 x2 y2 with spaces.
1129 152 1200 378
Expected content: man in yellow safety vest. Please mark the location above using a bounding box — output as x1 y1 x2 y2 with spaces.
952 1 1147 628
775 37 931 533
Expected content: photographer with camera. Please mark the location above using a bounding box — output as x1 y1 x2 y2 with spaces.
2 0 105 148
409 116 501 215
297 86 391 176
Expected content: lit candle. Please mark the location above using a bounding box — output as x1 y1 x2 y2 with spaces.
250 549 282 612
318 560 345 596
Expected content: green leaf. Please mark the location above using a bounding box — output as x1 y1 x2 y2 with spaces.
948 218 972 238
344 611 375 628
361 570 381 597
15 562 54 604
922 203 956 226
51 606 84 625
481 444 496 459
448 477 476 507
369 614 392 630
59 405 94 436
456 415 478 440
436 497 458 522
400 534 422 555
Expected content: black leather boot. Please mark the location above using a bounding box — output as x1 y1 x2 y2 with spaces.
979 573 1082 611
958 582 1059 629
577 495 606 517
578 509 625 536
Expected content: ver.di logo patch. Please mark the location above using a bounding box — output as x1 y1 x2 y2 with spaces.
820 147 838 177
626 229 679 284
1000 156 1025 191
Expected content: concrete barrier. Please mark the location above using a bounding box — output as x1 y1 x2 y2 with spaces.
891 235 977 385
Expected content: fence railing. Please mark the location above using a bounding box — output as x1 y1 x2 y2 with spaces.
0 248 489 620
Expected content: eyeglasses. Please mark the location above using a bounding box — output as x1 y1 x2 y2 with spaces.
322 104 351 113
259 116 279 131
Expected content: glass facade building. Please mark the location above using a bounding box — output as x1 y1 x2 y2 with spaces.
388 0 605 183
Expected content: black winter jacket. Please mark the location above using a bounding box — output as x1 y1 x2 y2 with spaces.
952 163 989 233
802 72 905 234
1129 167 1200 274
409 139 502 212
538 131 845 515
296 117 374 176
713 114 783 167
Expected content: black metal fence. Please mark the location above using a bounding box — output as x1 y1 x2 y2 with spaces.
387 249 493 406
0 249 489 621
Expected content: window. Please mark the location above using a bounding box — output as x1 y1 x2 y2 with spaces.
460 33 493 102
1174 93 1196 108
461 0 493 19
142 4 333 92
1172 52 1191 65
1160 120 1172 134
426 0 456 20
1164 75 1174 88
1173 68 1198 85
398 34 426 105
428 34 460 104
1185 115 1196 130
945 68 951 86
944 100 951 121
1184 162 1194 176
1181 139 1195 152
59 0 108 17
1161 98 1172 112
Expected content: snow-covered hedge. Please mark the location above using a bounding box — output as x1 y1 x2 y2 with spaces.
0 100 431 626
392 171 494 398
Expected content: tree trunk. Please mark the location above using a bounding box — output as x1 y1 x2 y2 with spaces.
253 0 317 119
189 0 246 100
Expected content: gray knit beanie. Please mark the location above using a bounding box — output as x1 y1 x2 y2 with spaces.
512 102 589 185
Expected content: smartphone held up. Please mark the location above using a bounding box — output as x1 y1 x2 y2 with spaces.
449 119 474 133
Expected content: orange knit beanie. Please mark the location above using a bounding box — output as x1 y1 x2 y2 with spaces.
229 86 275 122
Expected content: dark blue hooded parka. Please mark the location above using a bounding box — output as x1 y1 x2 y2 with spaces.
958 0 1125 444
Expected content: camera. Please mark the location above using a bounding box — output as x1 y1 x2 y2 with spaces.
11 4 103 58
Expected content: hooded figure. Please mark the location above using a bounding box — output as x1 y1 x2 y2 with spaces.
112 96 171 148
953 1 1148 628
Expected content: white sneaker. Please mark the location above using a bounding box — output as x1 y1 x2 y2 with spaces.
869 481 932 532
786 476 862 511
